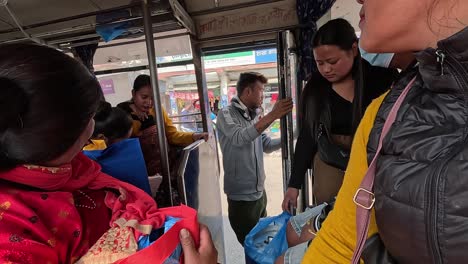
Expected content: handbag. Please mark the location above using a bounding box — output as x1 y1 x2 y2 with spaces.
351 77 417 264
316 124 350 171
116 205 200 264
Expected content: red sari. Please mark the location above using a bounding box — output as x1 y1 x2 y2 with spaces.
0 153 165 264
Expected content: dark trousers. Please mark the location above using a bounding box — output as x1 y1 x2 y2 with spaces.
227 191 267 246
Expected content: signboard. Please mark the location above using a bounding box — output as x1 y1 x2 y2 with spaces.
255 48 277 64
194 0 297 40
99 79 115 95
202 48 276 69
157 53 193 64
204 51 255 69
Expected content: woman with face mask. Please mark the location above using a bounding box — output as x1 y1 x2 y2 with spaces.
282 18 398 213
302 0 468 263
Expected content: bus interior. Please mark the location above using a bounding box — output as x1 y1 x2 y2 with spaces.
0 0 363 263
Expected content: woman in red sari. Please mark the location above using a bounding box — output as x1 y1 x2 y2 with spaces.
0 43 216 264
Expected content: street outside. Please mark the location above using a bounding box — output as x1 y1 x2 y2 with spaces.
219 151 284 264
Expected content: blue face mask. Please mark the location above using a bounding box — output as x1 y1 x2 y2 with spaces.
359 46 395 68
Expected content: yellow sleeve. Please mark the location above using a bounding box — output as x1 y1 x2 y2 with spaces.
162 108 194 146
301 93 387 264
83 140 107 151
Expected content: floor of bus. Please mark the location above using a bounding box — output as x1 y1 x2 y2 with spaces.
220 150 284 264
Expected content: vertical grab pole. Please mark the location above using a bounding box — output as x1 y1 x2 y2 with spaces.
277 32 289 195
191 37 212 134
278 31 296 213
142 0 173 206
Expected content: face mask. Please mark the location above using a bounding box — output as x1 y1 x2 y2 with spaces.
359 45 395 68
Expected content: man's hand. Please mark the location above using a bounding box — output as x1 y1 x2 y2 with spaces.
193 132 209 142
281 187 299 214
270 98 293 119
180 224 218 264
254 98 293 134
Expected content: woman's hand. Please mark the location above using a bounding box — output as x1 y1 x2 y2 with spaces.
129 104 148 121
180 224 218 264
192 132 209 142
282 187 299 213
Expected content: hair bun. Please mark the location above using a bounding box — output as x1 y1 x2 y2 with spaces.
94 101 112 121
0 78 27 131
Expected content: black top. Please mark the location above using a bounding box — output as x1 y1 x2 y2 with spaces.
288 59 399 189
117 101 156 131
329 88 353 135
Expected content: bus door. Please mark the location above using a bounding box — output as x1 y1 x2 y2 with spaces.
277 30 307 213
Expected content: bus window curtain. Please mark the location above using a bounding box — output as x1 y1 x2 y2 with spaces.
72 43 98 74
296 0 336 83
71 43 105 100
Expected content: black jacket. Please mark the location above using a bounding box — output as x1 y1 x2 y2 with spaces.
367 27 468 263
288 59 398 189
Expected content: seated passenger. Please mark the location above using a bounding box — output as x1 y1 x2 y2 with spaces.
83 101 152 194
117 74 208 144
118 75 209 207
0 43 217 264
302 0 468 263
84 101 133 150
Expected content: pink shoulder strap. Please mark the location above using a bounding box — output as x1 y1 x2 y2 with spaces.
351 77 417 264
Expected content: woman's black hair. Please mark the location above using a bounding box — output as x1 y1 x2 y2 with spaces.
303 18 364 133
93 101 133 142
133 74 151 92
0 43 101 170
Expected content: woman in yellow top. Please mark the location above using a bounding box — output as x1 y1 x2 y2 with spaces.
118 74 208 146
303 0 468 263
118 74 208 206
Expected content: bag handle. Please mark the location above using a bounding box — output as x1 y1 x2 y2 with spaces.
351 77 417 264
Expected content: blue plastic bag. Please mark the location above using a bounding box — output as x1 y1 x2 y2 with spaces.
95 10 131 42
244 212 291 264
138 216 182 263
83 138 152 195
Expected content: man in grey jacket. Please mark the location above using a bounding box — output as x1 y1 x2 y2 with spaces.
217 72 293 245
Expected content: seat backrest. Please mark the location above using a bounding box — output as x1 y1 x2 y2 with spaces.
83 138 152 195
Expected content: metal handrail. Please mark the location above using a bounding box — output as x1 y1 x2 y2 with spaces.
169 112 202 118
172 121 203 125
177 139 205 205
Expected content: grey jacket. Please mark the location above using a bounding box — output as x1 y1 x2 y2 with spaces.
216 97 281 201
367 27 468 263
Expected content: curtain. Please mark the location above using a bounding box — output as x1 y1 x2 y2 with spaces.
72 43 99 74
296 0 336 83
72 43 104 100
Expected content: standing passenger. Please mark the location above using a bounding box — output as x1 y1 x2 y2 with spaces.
281 18 398 211
303 0 468 262
216 72 293 245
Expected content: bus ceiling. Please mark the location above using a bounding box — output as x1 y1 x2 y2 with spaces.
0 0 300 50
0 0 194 49
0 0 362 50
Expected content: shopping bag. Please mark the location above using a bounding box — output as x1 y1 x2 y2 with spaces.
116 205 200 264
83 138 152 195
244 212 291 264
